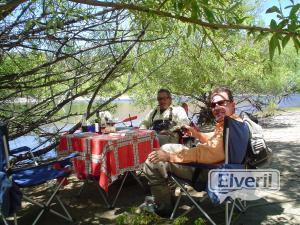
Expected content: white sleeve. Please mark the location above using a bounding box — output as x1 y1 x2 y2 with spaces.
139 109 155 129
104 111 113 120
170 107 190 131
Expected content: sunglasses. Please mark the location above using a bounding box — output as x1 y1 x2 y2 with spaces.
210 100 231 108
157 97 170 101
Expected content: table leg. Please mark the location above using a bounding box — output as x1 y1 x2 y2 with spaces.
111 172 129 208
76 178 111 208
95 184 111 208
129 171 145 191
76 180 88 197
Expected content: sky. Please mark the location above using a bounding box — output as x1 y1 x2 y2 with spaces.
260 0 299 26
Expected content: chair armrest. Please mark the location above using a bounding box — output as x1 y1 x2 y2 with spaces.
10 146 31 155
12 152 79 172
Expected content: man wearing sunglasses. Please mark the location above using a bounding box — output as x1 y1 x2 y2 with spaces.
140 88 190 145
142 87 242 217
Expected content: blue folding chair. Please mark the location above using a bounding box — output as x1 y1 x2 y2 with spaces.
169 116 250 225
0 122 78 225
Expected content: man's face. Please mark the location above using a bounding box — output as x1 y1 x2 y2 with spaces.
211 92 235 122
157 92 171 111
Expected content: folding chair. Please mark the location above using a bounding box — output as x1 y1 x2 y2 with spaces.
0 122 78 225
169 116 249 225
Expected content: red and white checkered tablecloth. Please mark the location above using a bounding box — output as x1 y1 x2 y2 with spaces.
58 129 159 192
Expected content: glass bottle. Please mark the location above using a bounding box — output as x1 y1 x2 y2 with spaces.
95 110 101 134
81 113 88 132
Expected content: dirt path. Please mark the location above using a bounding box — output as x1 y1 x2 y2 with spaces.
236 110 300 225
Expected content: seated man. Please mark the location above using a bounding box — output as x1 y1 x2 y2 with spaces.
140 88 190 145
143 87 242 217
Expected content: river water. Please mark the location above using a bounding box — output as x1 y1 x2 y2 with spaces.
9 93 300 151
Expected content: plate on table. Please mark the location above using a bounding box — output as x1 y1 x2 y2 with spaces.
73 132 97 138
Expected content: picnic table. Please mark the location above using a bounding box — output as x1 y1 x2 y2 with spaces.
58 129 159 207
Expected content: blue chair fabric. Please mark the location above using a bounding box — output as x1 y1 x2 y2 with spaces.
0 172 22 217
0 122 23 217
12 153 77 187
224 116 249 164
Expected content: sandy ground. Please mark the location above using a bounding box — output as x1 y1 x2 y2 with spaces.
4 109 300 225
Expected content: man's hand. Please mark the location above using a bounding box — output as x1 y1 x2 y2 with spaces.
148 149 170 163
182 125 198 137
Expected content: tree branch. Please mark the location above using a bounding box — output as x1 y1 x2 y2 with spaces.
0 0 28 20
69 0 300 37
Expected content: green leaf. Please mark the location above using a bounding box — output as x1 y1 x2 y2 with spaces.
269 35 277 60
288 21 297 31
282 35 290 48
173 1 177 10
289 4 300 17
203 0 209 5
276 36 282 55
161 23 167 33
238 17 247 23
293 36 300 52
266 6 281 14
276 14 284 19
227 2 240 13
191 1 199 19
270 19 277 29
193 24 198 32
204 7 215 23
25 20 33 31
178 1 184 11
187 24 192 37
254 32 269 43
277 19 289 29
247 29 255 37
284 5 293 9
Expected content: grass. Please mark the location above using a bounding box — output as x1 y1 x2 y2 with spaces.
114 207 206 225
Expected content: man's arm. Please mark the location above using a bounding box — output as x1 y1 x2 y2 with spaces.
169 142 224 164
148 126 224 164
169 107 190 132
139 109 155 129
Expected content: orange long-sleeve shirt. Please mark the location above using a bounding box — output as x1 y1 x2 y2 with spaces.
169 114 241 164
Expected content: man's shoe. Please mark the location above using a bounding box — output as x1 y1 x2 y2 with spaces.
138 196 173 218
138 196 158 213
